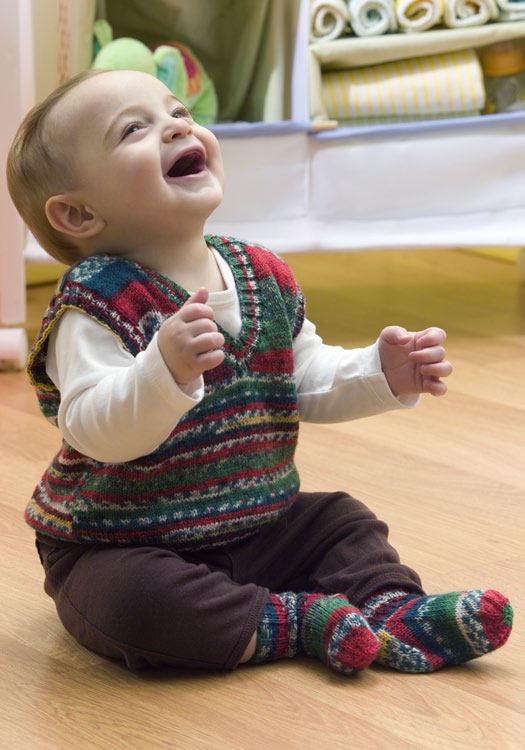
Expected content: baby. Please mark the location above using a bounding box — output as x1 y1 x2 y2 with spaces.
7 69 512 673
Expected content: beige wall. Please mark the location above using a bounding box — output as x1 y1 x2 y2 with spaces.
31 0 96 101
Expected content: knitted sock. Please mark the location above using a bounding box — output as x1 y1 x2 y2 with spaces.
251 592 380 674
362 588 513 673
251 592 299 664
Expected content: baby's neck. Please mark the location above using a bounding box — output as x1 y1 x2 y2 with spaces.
139 236 226 293
170 245 226 293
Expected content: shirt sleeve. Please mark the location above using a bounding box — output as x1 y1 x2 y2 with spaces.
46 309 204 463
294 318 419 423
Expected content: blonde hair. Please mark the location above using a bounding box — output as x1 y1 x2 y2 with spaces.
6 69 106 265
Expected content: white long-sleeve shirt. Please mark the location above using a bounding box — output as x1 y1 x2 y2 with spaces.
46 250 416 464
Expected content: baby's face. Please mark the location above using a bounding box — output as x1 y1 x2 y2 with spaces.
56 70 224 249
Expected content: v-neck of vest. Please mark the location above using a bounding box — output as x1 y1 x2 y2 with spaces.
141 235 260 362
205 236 260 359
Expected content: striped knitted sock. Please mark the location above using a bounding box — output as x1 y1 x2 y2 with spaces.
362 589 513 673
251 592 299 664
251 592 380 674
298 593 381 674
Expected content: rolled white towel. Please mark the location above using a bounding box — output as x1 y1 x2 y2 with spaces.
310 0 350 42
495 0 525 20
443 0 499 25
348 0 398 36
395 0 442 31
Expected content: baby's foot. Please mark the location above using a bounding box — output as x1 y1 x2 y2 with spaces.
252 592 379 674
298 593 380 674
362 589 513 673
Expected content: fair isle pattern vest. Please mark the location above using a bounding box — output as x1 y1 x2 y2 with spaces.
26 236 305 548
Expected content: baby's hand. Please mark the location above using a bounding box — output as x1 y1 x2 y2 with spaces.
378 325 452 398
157 288 225 387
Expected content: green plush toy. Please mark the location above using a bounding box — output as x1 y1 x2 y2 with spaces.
91 19 218 125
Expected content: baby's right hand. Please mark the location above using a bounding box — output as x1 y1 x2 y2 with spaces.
157 288 225 387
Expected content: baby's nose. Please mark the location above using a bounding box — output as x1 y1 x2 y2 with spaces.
163 117 193 141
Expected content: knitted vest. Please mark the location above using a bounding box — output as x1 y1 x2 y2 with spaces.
26 235 304 549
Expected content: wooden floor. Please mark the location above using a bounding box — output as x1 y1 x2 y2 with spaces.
1 249 523 750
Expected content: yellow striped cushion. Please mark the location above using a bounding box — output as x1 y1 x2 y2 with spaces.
322 50 485 120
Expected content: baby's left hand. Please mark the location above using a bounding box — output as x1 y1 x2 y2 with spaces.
378 326 453 398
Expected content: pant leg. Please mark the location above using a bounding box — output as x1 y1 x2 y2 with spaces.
36 539 267 671
225 491 425 606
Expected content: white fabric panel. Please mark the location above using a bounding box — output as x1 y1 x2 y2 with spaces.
207 114 525 251
206 210 525 253
211 131 310 224
310 117 525 221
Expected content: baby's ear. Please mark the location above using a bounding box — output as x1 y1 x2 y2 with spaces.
45 195 105 238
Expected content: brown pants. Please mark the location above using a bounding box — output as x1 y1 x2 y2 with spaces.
36 491 423 671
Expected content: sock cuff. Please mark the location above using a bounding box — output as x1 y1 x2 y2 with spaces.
252 592 298 663
361 589 415 619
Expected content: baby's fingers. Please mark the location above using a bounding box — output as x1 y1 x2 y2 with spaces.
422 376 448 397
409 344 447 365
420 361 453 379
193 329 225 356
414 327 447 350
179 288 215 323
196 346 225 373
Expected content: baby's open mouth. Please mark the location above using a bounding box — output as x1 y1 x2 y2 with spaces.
167 149 206 178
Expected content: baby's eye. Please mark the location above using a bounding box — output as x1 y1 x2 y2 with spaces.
122 122 143 139
172 106 192 120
